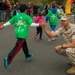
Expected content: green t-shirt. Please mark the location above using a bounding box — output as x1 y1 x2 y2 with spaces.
47 10 61 25
8 13 33 39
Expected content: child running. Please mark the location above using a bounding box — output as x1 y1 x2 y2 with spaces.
0 4 42 69
46 2 61 41
34 10 44 40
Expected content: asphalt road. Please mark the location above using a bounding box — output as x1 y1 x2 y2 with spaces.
0 16 75 75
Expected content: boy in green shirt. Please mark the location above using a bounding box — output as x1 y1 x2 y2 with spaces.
46 2 61 41
0 4 40 69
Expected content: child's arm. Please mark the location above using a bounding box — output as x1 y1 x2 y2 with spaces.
45 10 50 22
0 22 11 30
45 16 49 22
30 16 41 27
30 23 39 27
30 19 46 27
56 11 61 19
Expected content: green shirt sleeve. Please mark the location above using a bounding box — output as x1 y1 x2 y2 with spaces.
8 16 16 24
56 11 61 19
46 10 50 17
27 16 33 26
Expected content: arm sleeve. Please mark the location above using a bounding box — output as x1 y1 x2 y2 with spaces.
45 10 50 22
8 16 16 24
57 11 61 19
72 29 75 39
27 16 33 26
45 16 49 22
55 28 62 36
30 23 39 27
3 22 11 27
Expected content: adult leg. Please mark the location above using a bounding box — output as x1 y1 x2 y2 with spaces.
66 48 75 74
56 48 75 74
56 48 67 56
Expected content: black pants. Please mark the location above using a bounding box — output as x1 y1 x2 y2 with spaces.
36 26 42 39
8 38 30 65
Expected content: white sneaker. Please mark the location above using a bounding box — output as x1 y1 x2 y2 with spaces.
51 37 55 41
48 38 51 42
33 16 36 18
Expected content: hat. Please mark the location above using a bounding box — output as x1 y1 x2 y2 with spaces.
60 14 70 20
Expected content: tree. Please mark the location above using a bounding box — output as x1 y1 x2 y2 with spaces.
10 0 67 5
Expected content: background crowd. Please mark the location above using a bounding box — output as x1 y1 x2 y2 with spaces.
0 0 71 22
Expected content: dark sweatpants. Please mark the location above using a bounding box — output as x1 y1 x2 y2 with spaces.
8 38 30 65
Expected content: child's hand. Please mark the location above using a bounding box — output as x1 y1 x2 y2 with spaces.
0 26 4 30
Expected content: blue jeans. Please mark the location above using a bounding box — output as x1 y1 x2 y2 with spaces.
50 25 56 31
0 10 6 21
